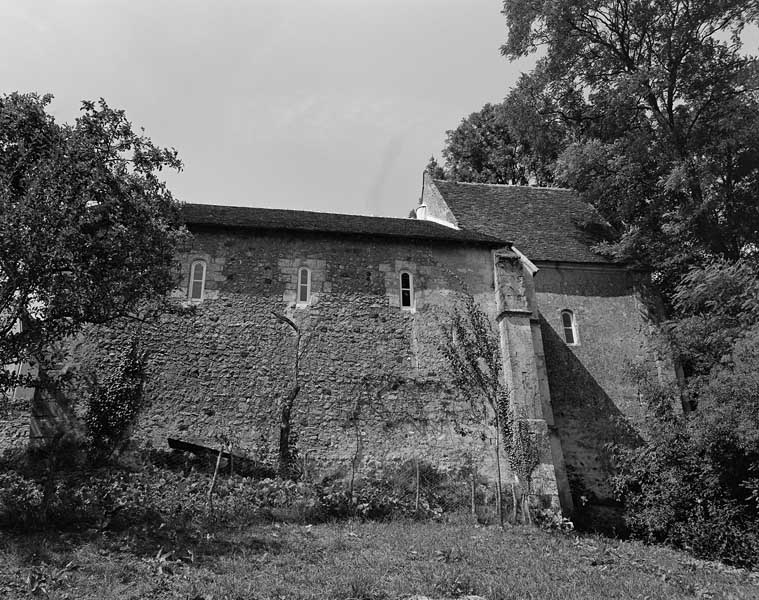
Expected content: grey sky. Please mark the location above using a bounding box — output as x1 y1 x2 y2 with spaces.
8 3 753 219
1 0 538 217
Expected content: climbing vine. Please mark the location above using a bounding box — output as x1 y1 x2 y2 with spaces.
441 291 542 524
85 334 147 464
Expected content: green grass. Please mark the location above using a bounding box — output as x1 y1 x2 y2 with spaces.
0 519 757 599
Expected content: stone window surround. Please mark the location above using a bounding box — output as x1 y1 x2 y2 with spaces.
380 260 424 312
297 266 311 306
560 309 579 345
174 252 222 302
281 257 326 307
188 259 207 302
399 270 414 311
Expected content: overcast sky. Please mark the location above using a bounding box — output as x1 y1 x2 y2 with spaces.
1 0 539 217
5 3 755 219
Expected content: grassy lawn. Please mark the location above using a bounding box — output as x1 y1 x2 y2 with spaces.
0 519 756 599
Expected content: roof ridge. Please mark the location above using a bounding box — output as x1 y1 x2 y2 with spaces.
432 179 574 192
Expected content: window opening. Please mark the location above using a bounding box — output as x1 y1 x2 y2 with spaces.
298 267 311 305
189 260 207 301
400 271 413 309
561 310 577 345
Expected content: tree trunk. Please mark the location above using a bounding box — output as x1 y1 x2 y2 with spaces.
278 384 300 479
523 493 532 525
494 414 504 528
511 482 518 523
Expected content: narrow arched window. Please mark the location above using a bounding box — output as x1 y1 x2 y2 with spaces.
297 267 311 305
561 310 578 345
189 260 207 301
400 271 413 309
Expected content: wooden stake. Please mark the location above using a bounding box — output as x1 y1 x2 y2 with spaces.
414 457 420 513
470 464 477 516
207 447 223 510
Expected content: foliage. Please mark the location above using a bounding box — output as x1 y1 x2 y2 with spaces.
499 0 759 302
84 335 148 464
665 258 759 381
507 418 543 501
440 293 506 423
441 103 530 185
2 455 758 597
318 478 443 521
534 508 575 533
490 5 759 557
424 155 445 179
0 93 185 387
437 93 563 186
0 456 464 533
435 1 759 319
610 338 759 567
440 291 543 523
0 471 44 528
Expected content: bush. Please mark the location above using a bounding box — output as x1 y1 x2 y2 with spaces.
317 468 446 521
0 471 44 528
611 339 759 568
0 451 481 536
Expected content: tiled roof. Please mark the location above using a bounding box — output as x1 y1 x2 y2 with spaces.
181 203 507 246
432 180 611 263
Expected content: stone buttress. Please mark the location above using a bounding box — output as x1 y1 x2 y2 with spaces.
493 249 574 515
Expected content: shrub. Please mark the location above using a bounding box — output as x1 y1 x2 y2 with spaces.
611 340 759 568
0 451 480 535
0 471 44 528
317 472 445 521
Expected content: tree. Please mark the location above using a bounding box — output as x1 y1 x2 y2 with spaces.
424 156 445 180
500 0 759 301
441 103 528 185
666 258 759 385
500 72 572 185
0 93 185 388
498 1 759 549
271 311 305 479
433 82 571 186
610 329 759 567
440 292 512 526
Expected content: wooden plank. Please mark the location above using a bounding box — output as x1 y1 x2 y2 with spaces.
168 437 247 464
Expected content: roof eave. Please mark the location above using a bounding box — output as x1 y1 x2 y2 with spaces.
184 220 508 247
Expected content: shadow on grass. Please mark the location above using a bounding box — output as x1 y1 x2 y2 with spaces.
0 523 283 569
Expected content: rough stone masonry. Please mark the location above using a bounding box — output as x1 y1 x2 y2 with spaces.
33 211 572 513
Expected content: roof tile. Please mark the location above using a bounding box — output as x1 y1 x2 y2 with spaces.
181 203 507 246
432 180 611 263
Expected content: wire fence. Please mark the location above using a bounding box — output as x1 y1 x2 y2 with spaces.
293 450 520 525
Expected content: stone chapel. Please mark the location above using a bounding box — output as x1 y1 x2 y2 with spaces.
2 173 668 518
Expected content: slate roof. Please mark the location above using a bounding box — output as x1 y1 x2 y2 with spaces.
432 180 611 263
181 203 507 246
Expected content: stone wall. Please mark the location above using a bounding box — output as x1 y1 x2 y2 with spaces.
534 262 666 506
1 363 35 449
0 402 29 450
68 228 517 484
